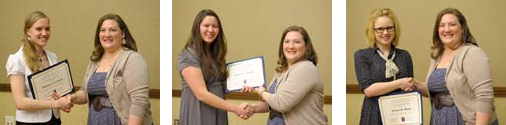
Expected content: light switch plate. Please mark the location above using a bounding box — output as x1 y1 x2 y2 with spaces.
5 116 14 125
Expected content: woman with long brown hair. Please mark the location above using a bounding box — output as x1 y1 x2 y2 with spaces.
178 9 253 125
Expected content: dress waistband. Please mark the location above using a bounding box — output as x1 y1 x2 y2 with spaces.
91 96 113 112
182 81 223 88
431 93 454 110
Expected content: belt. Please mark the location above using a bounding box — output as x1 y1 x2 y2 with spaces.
91 96 113 112
431 93 454 110
268 109 284 120
182 81 222 88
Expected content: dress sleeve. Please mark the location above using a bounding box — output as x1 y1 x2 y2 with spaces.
463 47 495 113
404 50 414 78
178 48 200 72
354 50 374 92
6 54 26 77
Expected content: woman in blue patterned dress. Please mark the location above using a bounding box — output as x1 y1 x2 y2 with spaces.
414 8 498 125
354 8 417 125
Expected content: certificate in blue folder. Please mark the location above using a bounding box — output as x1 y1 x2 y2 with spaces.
226 56 266 93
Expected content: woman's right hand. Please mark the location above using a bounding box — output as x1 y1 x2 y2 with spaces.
397 77 416 91
234 103 254 120
51 92 73 112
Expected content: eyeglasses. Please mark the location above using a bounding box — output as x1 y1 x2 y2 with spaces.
374 26 395 33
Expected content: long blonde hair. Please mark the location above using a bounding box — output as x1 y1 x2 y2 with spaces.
22 11 49 72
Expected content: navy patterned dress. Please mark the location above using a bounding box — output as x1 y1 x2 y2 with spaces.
427 68 465 125
354 47 414 125
87 72 122 125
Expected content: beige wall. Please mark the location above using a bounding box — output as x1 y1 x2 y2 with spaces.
346 0 506 124
346 0 506 87
172 97 332 124
346 93 505 124
0 0 160 124
0 92 160 124
0 0 160 89
172 0 332 95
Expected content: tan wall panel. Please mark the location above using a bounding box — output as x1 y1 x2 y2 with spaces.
172 0 332 95
346 0 506 87
0 0 160 89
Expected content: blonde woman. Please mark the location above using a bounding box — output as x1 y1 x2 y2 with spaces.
354 8 415 125
6 11 72 125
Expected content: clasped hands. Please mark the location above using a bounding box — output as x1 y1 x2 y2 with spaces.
50 91 73 113
397 77 418 92
234 86 267 120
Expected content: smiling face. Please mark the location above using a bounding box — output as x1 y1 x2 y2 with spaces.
374 16 395 47
283 31 306 65
99 19 124 51
26 18 50 48
200 16 219 44
438 14 462 47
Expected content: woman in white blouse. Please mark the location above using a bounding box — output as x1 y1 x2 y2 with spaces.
5 11 72 125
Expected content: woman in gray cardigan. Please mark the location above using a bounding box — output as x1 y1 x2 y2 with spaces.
247 25 327 125
69 14 153 125
414 8 498 125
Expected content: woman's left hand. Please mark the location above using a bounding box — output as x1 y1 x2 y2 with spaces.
241 85 254 93
254 86 266 95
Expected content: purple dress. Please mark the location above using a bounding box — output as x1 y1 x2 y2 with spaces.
87 72 122 125
427 68 465 125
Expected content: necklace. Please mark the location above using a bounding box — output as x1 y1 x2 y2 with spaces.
37 52 46 62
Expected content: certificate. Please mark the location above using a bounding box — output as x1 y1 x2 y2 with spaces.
378 92 422 125
226 56 266 93
28 59 74 100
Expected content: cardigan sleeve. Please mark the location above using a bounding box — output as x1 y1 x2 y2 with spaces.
123 53 150 117
463 47 495 113
266 61 319 113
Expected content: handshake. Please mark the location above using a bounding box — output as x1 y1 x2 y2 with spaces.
50 91 74 113
233 86 267 120
234 102 254 120
397 77 419 92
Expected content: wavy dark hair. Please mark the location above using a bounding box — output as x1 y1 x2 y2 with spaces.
431 8 477 59
275 25 318 73
90 13 137 61
183 9 228 81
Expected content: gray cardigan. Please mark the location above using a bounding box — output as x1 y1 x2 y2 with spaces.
425 44 497 124
81 48 153 125
267 60 327 125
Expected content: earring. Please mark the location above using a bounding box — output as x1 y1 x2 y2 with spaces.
27 37 32 42
122 38 126 45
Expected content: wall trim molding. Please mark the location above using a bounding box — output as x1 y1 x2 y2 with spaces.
346 84 506 97
0 83 160 99
172 89 332 104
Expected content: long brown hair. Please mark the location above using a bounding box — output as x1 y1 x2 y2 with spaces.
90 13 137 61
22 11 49 72
431 8 477 59
183 9 228 80
275 25 318 73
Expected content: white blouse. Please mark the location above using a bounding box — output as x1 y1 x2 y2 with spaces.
5 46 58 123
